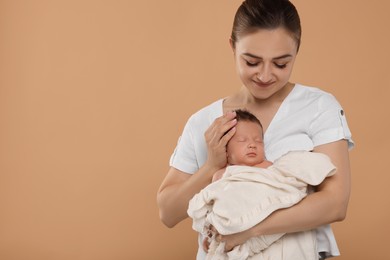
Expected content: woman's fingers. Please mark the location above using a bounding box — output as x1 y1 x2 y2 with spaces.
206 111 237 143
204 111 237 169
218 111 237 137
219 124 236 146
202 237 210 252
214 234 234 252
210 226 236 253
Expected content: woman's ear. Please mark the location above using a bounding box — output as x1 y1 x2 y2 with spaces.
229 38 235 53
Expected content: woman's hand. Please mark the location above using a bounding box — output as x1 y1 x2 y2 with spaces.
206 225 254 253
204 111 237 170
216 229 254 252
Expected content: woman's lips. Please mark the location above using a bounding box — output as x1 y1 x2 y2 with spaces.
254 80 274 88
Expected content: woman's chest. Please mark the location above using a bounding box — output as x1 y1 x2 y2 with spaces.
264 113 314 162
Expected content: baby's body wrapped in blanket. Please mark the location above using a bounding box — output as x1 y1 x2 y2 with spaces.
187 151 336 260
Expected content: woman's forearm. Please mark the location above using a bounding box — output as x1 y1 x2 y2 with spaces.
157 164 219 228
220 179 350 253
251 140 351 237
250 186 347 237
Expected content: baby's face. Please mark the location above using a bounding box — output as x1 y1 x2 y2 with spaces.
226 121 265 166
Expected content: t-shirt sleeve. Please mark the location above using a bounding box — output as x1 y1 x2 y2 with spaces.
169 116 199 174
309 93 354 150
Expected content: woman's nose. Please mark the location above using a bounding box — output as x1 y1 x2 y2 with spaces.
257 64 272 83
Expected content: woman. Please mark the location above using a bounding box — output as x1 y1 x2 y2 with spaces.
157 0 354 259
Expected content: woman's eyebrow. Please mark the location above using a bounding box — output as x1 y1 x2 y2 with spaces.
242 53 293 60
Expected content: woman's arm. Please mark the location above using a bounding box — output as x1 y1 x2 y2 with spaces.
157 111 237 228
157 165 218 228
218 139 351 251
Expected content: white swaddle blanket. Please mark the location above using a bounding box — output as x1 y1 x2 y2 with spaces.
187 151 336 260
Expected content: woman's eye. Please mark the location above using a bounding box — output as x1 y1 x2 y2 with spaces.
246 61 258 67
274 63 287 69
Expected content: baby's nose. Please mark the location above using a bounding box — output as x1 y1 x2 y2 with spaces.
248 143 256 148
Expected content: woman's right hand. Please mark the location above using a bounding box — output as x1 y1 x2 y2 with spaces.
204 111 237 170
157 111 237 228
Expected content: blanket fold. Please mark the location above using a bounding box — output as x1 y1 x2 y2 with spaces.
188 151 336 259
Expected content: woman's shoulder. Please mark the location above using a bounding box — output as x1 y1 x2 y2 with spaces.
292 84 341 107
188 99 224 123
294 83 333 97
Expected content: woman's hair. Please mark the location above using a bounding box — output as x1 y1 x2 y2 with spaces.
231 0 301 51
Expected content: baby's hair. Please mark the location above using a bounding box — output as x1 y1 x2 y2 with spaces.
234 109 263 130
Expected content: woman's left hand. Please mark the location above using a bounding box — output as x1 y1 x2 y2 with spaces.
215 228 254 252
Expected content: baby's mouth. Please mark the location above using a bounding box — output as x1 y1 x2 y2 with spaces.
247 152 257 157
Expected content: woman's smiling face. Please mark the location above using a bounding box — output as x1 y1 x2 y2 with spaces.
232 27 298 100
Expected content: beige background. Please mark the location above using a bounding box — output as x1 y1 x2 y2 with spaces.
0 0 389 259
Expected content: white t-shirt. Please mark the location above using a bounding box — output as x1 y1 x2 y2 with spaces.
169 84 354 259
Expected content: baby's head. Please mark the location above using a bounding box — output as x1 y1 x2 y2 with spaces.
227 109 265 166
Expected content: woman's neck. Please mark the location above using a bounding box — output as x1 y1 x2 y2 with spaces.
225 82 294 110
223 82 295 133
242 82 294 108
